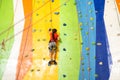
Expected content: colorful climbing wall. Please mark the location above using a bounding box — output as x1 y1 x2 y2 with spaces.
0 0 117 80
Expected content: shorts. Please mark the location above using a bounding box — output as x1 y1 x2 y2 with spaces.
48 41 57 53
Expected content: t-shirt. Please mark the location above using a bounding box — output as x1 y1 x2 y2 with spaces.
50 32 58 42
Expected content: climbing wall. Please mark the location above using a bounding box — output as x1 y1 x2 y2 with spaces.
76 0 96 80
1 0 119 80
0 0 14 79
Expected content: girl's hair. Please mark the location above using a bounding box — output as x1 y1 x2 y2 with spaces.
52 29 57 40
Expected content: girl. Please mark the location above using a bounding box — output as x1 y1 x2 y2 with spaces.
48 28 59 66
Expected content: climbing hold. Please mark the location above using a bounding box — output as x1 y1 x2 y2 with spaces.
43 58 46 60
64 3 67 6
86 53 89 55
36 13 39 16
74 2 77 5
63 48 66 51
48 28 52 31
81 42 83 45
79 14 82 18
32 29 36 32
42 39 46 41
88 1 92 5
37 39 40 41
51 0 54 2
31 49 35 52
81 56 84 60
89 10 93 13
86 47 90 51
37 69 40 71
97 42 102 46
99 62 103 65
110 24 112 27
54 12 60 15
118 60 120 62
25 55 28 57
87 67 91 71
90 17 94 21
74 38 77 40
49 19 52 22
86 32 89 35
64 33 67 36
95 10 98 13
79 22 83 26
80 28 83 31
90 27 94 30
30 69 34 72
92 42 96 45
63 74 66 78
82 68 84 71
63 23 67 26
94 74 98 77
78 11 81 14
94 56 96 59
117 33 120 36
81 62 84 65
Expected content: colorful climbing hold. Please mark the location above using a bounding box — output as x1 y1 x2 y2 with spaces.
81 56 84 60
88 1 92 5
63 74 66 78
25 55 28 57
74 38 77 40
37 39 40 41
89 10 93 13
90 27 94 30
37 69 40 71
80 28 83 31
51 0 54 2
63 23 67 26
43 58 46 60
87 67 91 71
42 39 46 41
64 3 67 6
79 14 82 18
49 19 52 22
64 33 67 36
36 13 39 16
86 32 89 35
74 2 77 5
79 22 83 26
54 12 60 15
32 29 36 32
90 17 94 21
92 42 96 45
81 62 84 65
97 42 102 46
30 69 34 72
94 74 98 78
63 48 66 51
86 53 89 55
31 49 35 52
99 62 103 65
86 47 90 51
82 68 84 71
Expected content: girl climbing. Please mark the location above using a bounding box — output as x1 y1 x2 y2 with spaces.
48 28 59 66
